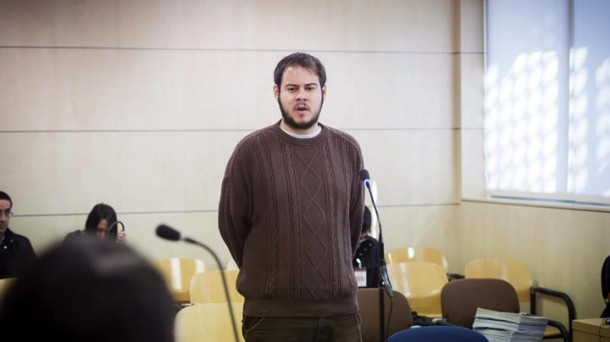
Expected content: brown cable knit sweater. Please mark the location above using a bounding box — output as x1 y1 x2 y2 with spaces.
219 121 365 317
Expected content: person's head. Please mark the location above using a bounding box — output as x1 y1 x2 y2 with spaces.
84 203 118 240
0 237 175 342
362 206 372 236
273 52 327 134
0 191 13 235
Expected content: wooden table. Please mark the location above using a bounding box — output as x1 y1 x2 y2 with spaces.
573 318 610 342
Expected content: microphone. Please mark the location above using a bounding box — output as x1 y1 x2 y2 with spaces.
360 169 393 298
155 224 239 342
107 220 125 238
360 169 372 188
156 224 183 241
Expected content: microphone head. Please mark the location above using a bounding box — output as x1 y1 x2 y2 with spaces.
359 169 370 182
156 224 181 241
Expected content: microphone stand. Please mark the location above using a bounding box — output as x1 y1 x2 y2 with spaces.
156 225 239 342
363 180 393 342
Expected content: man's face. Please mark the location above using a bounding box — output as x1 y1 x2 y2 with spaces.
0 199 11 235
274 66 326 133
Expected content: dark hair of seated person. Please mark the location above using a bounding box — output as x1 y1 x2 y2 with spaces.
0 236 175 342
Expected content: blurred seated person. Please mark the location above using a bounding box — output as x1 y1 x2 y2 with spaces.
0 190 36 279
0 236 175 342
65 203 126 244
352 206 379 287
602 255 610 317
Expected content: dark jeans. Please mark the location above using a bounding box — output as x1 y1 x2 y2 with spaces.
242 313 362 342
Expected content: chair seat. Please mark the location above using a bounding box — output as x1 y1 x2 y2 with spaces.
174 302 243 342
386 262 447 318
189 269 243 304
152 257 205 303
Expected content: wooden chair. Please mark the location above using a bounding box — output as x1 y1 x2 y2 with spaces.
386 261 447 318
465 257 575 340
386 246 463 281
174 302 244 342
0 277 17 301
189 269 243 304
357 288 412 342
387 247 448 272
152 257 205 304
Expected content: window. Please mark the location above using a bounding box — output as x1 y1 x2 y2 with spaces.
484 0 610 206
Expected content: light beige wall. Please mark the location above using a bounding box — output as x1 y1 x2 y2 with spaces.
0 0 462 270
458 201 610 320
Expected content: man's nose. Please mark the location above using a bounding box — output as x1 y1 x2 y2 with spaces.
296 88 308 99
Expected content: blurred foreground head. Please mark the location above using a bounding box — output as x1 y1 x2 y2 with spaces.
0 237 174 342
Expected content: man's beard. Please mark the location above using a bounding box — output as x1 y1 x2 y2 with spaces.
278 96 324 130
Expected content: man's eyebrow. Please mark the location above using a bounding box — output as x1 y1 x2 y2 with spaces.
284 83 318 87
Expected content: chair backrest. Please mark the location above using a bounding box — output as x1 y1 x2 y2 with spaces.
464 258 532 303
386 247 448 272
357 288 412 342
190 269 243 303
0 277 16 301
386 261 447 317
174 302 244 342
152 257 205 303
388 325 488 342
441 278 520 328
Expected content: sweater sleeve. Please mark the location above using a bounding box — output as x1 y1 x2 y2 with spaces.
218 147 252 269
349 140 366 256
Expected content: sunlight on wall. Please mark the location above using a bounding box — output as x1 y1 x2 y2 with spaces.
485 52 560 193
594 58 610 196
569 47 589 195
486 50 610 200
568 49 610 197
484 0 610 204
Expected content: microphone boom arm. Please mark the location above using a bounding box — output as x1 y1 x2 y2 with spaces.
156 225 239 342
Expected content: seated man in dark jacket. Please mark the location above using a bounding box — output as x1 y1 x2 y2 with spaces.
0 191 36 279
352 206 380 288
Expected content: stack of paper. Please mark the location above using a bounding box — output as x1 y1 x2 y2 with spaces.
472 307 548 342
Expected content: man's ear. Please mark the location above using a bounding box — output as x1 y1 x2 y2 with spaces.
321 85 327 98
273 84 279 99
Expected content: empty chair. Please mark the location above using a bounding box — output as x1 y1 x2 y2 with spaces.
174 302 244 342
386 261 447 318
387 247 448 272
189 269 243 303
441 278 569 342
465 258 531 302
387 247 464 281
357 288 412 342
465 257 575 339
441 278 519 329
389 325 488 342
0 277 16 301
152 257 205 304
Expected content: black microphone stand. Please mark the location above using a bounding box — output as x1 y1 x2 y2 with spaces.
156 225 239 342
363 178 393 342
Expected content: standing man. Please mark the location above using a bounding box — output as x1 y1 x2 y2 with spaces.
219 52 365 342
0 191 36 279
